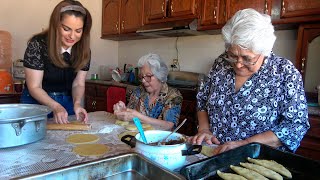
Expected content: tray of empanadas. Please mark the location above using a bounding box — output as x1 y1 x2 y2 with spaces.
180 142 320 180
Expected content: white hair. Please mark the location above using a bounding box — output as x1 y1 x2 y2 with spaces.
137 53 168 82
222 8 276 56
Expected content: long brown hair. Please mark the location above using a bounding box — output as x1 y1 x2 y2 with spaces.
46 0 92 71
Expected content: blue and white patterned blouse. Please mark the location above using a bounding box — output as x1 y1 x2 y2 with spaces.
197 52 310 152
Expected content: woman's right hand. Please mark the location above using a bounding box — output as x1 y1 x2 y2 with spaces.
52 104 69 124
188 129 221 145
113 101 126 112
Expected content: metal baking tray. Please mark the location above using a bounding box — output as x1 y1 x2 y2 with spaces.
16 152 185 180
180 143 320 180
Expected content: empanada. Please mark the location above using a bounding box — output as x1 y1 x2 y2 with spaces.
230 165 268 180
247 157 292 179
217 170 247 180
240 162 283 180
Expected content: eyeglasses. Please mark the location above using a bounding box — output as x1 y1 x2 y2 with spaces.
224 52 262 66
139 74 154 82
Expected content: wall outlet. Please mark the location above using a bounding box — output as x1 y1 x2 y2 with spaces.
171 59 180 71
172 58 179 65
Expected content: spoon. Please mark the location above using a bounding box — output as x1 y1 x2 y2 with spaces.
158 118 187 146
132 117 148 144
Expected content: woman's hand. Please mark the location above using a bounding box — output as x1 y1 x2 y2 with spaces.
113 101 126 112
212 140 249 155
188 129 220 145
114 108 139 122
52 104 69 124
74 104 88 123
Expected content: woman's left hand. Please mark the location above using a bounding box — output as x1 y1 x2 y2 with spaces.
212 140 249 155
114 108 139 121
74 104 88 123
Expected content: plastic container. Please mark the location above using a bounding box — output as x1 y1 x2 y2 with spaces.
0 69 14 94
99 66 113 81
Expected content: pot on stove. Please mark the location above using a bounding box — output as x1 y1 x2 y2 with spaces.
121 130 202 171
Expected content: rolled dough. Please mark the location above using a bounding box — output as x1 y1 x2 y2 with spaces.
125 123 153 131
73 144 109 156
66 134 100 144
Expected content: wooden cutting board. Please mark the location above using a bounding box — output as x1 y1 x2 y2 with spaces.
47 121 91 131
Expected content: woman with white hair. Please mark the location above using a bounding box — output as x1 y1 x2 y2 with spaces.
189 8 309 155
113 53 183 130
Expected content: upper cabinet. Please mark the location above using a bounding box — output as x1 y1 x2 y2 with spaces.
102 0 143 37
144 0 198 24
279 0 320 18
101 0 320 40
272 0 320 24
226 0 272 19
199 0 225 28
198 0 271 30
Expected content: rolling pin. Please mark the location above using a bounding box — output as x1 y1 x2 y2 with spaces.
47 121 91 131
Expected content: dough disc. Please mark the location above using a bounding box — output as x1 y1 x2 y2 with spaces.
66 134 99 144
73 144 109 156
125 123 153 131
115 120 129 126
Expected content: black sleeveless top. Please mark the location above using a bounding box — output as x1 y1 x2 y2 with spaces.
23 34 90 93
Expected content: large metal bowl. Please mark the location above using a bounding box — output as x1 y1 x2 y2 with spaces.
0 104 52 148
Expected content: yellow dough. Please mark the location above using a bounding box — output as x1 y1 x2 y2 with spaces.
118 131 138 140
247 157 292 179
115 120 129 126
125 123 153 131
230 165 268 180
217 170 247 180
201 146 215 157
66 134 100 144
73 144 109 156
240 162 283 180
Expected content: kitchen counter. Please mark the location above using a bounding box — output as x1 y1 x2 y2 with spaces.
86 79 138 89
0 111 204 179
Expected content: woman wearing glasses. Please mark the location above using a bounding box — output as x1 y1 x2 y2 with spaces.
113 53 183 130
189 8 309 155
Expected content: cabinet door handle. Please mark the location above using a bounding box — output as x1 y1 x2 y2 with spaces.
265 1 268 14
121 21 124 30
213 9 216 19
162 2 164 12
301 57 305 73
171 3 174 12
115 22 118 31
282 0 285 14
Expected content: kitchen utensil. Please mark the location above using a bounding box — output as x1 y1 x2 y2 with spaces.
111 69 121 82
180 142 320 180
0 104 52 148
47 122 91 131
132 117 147 144
121 130 202 170
18 153 185 179
158 118 187 146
